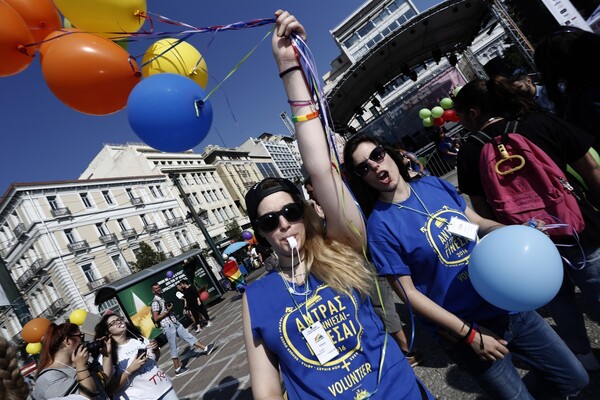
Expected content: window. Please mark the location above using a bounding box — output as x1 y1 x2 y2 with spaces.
140 214 149 226
65 229 76 244
96 222 110 236
111 254 123 269
80 193 93 208
153 240 164 253
156 185 164 197
126 188 135 200
81 263 98 282
102 190 114 205
117 218 127 231
149 186 157 198
47 196 58 210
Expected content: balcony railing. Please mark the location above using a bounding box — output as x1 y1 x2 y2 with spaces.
13 223 26 239
166 217 184 228
51 207 72 218
30 258 46 275
16 269 35 287
164 251 174 258
144 223 158 233
181 243 195 252
67 240 89 253
87 276 109 290
11 332 23 346
129 197 144 206
121 228 137 239
39 298 67 319
100 233 118 245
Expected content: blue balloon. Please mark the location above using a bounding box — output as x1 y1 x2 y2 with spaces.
127 73 213 152
468 225 563 312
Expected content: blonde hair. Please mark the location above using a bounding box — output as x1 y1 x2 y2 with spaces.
0 336 30 400
301 202 373 297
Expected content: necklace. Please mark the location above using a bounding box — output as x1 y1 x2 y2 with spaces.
395 185 448 225
53 360 75 370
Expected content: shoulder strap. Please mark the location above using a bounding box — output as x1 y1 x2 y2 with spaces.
37 367 69 378
500 120 519 144
469 130 494 146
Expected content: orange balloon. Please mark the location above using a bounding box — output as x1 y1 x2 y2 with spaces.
0 1 35 77
21 317 51 343
39 28 81 56
4 0 62 43
40 32 141 115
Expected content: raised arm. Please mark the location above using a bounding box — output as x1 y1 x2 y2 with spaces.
272 10 366 248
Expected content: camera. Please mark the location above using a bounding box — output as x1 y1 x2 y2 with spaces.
83 340 104 359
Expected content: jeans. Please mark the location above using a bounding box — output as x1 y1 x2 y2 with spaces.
442 312 588 399
162 321 198 359
547 244 600 354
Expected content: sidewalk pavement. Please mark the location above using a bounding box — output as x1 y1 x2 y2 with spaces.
160 266 600 399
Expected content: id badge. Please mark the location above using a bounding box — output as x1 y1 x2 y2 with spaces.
301 321 339 365
447 216 478 241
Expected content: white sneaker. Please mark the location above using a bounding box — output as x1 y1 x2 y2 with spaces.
206 321 213 327
195 327 202 333
575 352 600 371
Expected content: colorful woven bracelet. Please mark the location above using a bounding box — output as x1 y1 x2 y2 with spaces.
292 110 320 123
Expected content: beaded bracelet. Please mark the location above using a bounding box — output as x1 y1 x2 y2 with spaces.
279 65 301 78
292 110 320 123
288 99 315 106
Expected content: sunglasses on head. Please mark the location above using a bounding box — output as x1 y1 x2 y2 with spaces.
256 202 304 232
354 146 386 177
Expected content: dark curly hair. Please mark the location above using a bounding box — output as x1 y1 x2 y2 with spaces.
95 314 143 364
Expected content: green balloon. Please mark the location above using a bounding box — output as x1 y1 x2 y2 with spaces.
422 117 433 127
419 108 431 119
431 106 444 118
440 97 454 109
452 86 463 97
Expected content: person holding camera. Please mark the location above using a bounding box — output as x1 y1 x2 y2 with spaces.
150 282 215 376
94 313 177 400
33 322 112 400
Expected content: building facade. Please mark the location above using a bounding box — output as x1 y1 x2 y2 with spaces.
0 176 199 342
80 143 250 256
238 135 303 183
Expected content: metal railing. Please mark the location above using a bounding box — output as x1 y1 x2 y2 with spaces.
129 197 144 206
16 269 35 287
144 223 158 233
51 207 71 218
100 233 118 245
166 217 184 228
67 240 89 253
121 228 137 239
13 223 26 239
87 276 109 290
30 258 46 275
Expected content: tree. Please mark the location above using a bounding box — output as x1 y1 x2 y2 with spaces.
133 242 167 272
225 219 243 242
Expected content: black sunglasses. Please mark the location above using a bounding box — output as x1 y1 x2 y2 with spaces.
256 202 304 232
107 317 124 328
354 146 386 177
70 333 85 340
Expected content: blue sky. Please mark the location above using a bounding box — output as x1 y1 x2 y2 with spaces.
0 0 439 193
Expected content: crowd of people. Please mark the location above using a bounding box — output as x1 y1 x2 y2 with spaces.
7 9 600 400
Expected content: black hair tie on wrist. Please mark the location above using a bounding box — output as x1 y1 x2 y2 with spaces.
279 65 301 78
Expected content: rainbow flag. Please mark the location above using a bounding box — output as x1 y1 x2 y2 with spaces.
223 260 247 290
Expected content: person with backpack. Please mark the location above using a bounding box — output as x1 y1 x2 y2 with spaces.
150 282 215 376
453 75 600 371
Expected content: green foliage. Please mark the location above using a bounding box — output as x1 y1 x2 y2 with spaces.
225 219 243 242
134 242 167 271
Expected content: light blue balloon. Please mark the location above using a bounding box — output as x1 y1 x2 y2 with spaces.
127 73 213 152
468 225 563 312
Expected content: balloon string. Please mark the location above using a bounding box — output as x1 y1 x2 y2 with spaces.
202 25 275 102
137 33 195 67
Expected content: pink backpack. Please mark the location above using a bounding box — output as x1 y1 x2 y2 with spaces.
472 121 585 239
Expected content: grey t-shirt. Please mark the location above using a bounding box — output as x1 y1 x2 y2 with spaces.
33 368 78 400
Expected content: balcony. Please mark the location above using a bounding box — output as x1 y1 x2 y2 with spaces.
51 207 72 218
67 240 89 253
164 251 174 258
87 276 109 290
166 217 184 228
181 243 196 252
11 332 23 346
100 233 118 245
16 269 35 287
13 223 27 239
121 228 137 240
129 197 144 207
30 258 46 275
39 298 67 319
144 223 158 234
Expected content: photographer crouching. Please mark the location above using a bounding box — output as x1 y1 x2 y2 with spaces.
33 322 112 400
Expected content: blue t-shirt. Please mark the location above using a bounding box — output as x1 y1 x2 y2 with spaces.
367 177 505 335
246 271 426 399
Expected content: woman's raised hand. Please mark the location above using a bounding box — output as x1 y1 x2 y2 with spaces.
272 10 306 72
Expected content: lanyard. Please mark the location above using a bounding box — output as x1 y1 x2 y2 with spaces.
395 185 448 226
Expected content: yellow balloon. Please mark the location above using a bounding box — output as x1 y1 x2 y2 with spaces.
26 342 42 355
69 309 88 326
52 0 146 38
142 39 209 89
